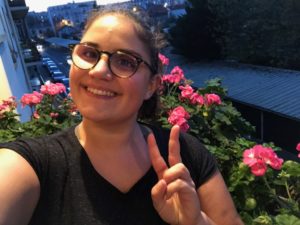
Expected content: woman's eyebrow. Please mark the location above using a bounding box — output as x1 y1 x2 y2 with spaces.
118 48 143 58
81 42 100 48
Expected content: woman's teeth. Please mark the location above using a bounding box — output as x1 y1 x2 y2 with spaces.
87 87 115 96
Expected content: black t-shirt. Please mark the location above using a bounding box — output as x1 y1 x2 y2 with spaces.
0 124 217 225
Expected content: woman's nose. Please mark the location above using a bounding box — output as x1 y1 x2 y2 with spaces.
88 55 113 80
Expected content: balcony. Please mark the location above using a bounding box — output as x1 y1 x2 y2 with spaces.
21 43 41 66
7 0 29 19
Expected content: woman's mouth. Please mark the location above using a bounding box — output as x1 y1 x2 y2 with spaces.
86 87 116 97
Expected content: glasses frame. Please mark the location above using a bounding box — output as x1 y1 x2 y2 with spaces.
69 43 156 78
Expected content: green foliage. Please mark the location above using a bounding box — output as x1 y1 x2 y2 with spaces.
168 0 221 60
156 60 300 224
0 91 81 142
1 64 299 224
169 0 300 69
209 0 300 69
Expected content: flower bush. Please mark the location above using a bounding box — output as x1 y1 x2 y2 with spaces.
0 55 300 224
0 81 81 142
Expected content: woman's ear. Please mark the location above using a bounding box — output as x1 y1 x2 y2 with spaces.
144 75 161 100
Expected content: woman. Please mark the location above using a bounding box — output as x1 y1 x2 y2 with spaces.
0 8 244 225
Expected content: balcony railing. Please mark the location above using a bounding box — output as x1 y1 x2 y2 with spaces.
8 0 29 19
21 43 41 64
7 0 26 7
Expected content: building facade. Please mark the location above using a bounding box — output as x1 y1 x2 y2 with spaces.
47 1 96 38
0 0 33 121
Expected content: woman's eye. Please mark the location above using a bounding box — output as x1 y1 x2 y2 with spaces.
114 54 136 70
82 50 98 59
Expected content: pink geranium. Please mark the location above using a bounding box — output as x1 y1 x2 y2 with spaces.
20 91 44 107
159 53 169 66
0 96 17 111
168 106 190 132
40 82 66 95
296 143 300 158
205 93 222 106
190 93 205 106
50 112 59 118
179 85 194 99
243 145 284 176
162 66 185 84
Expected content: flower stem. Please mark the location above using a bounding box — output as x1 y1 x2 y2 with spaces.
285 181 292 201
262 176 285 208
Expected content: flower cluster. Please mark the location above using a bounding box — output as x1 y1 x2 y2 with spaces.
20 91 43 107
0 97 17 113
179 84 222 106
162 66 185 84
243 145 284 176
296 143 300 158
20 81 77 124
168 106 190 132
40 81 66 95
159 53 169 66
159 54 222 132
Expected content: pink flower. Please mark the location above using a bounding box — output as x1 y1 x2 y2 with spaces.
296 143 300 151
0 104 6 111
243 145 284 176
33 111 40 119
20 91 43 107
179 85 194 99
50 112 59 118
296 143 300 158
205 93 222 106
162 74 177 83
1 96 17 110
170 66 185 81
40 82 66 95
250 160 267 176
190 93 204 105
159 53 169 66
168 106 190 132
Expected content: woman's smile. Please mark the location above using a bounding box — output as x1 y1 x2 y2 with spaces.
86 86 117 97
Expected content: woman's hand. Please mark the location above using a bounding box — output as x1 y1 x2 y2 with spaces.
147 125 202 225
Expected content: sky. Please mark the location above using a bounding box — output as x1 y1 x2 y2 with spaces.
25 0 127 12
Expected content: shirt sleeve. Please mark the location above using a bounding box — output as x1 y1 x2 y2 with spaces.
179 132 218 188
0 137 49 186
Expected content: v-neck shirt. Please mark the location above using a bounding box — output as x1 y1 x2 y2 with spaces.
0 123 217 225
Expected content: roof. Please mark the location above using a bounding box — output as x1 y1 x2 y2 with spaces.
171 60 300 121
45 37 79 48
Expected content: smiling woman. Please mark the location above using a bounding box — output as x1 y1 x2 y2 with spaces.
0 6 243 225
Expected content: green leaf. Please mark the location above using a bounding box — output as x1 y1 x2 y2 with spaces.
274 214 300 225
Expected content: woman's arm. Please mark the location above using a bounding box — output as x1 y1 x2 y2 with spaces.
0 149 40 225
197 171 244 225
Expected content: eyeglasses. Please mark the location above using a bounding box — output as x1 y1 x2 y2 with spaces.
69 43 156 78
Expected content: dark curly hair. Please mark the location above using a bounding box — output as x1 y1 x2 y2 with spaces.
83 6 166 121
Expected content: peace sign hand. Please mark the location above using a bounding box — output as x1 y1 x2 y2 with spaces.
147 125 202 225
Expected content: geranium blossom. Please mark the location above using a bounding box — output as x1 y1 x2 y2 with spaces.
190 93 205 105
162 66 185 84
296 143 300 158
50 112 59 118
40 82 66 95
243 145 284 176
168 106 190 132
179 85 194 99
205 93 222 106
20 91 43 107
159 53 169 66
0 97 17 111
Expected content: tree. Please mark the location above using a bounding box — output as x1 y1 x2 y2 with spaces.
168 0 221 60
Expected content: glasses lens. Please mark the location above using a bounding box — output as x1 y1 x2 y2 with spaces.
72 45 99 69
110 51 138 77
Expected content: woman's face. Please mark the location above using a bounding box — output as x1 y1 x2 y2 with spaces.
69 14 159 125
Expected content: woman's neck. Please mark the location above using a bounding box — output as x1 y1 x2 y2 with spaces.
76 118 143 154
